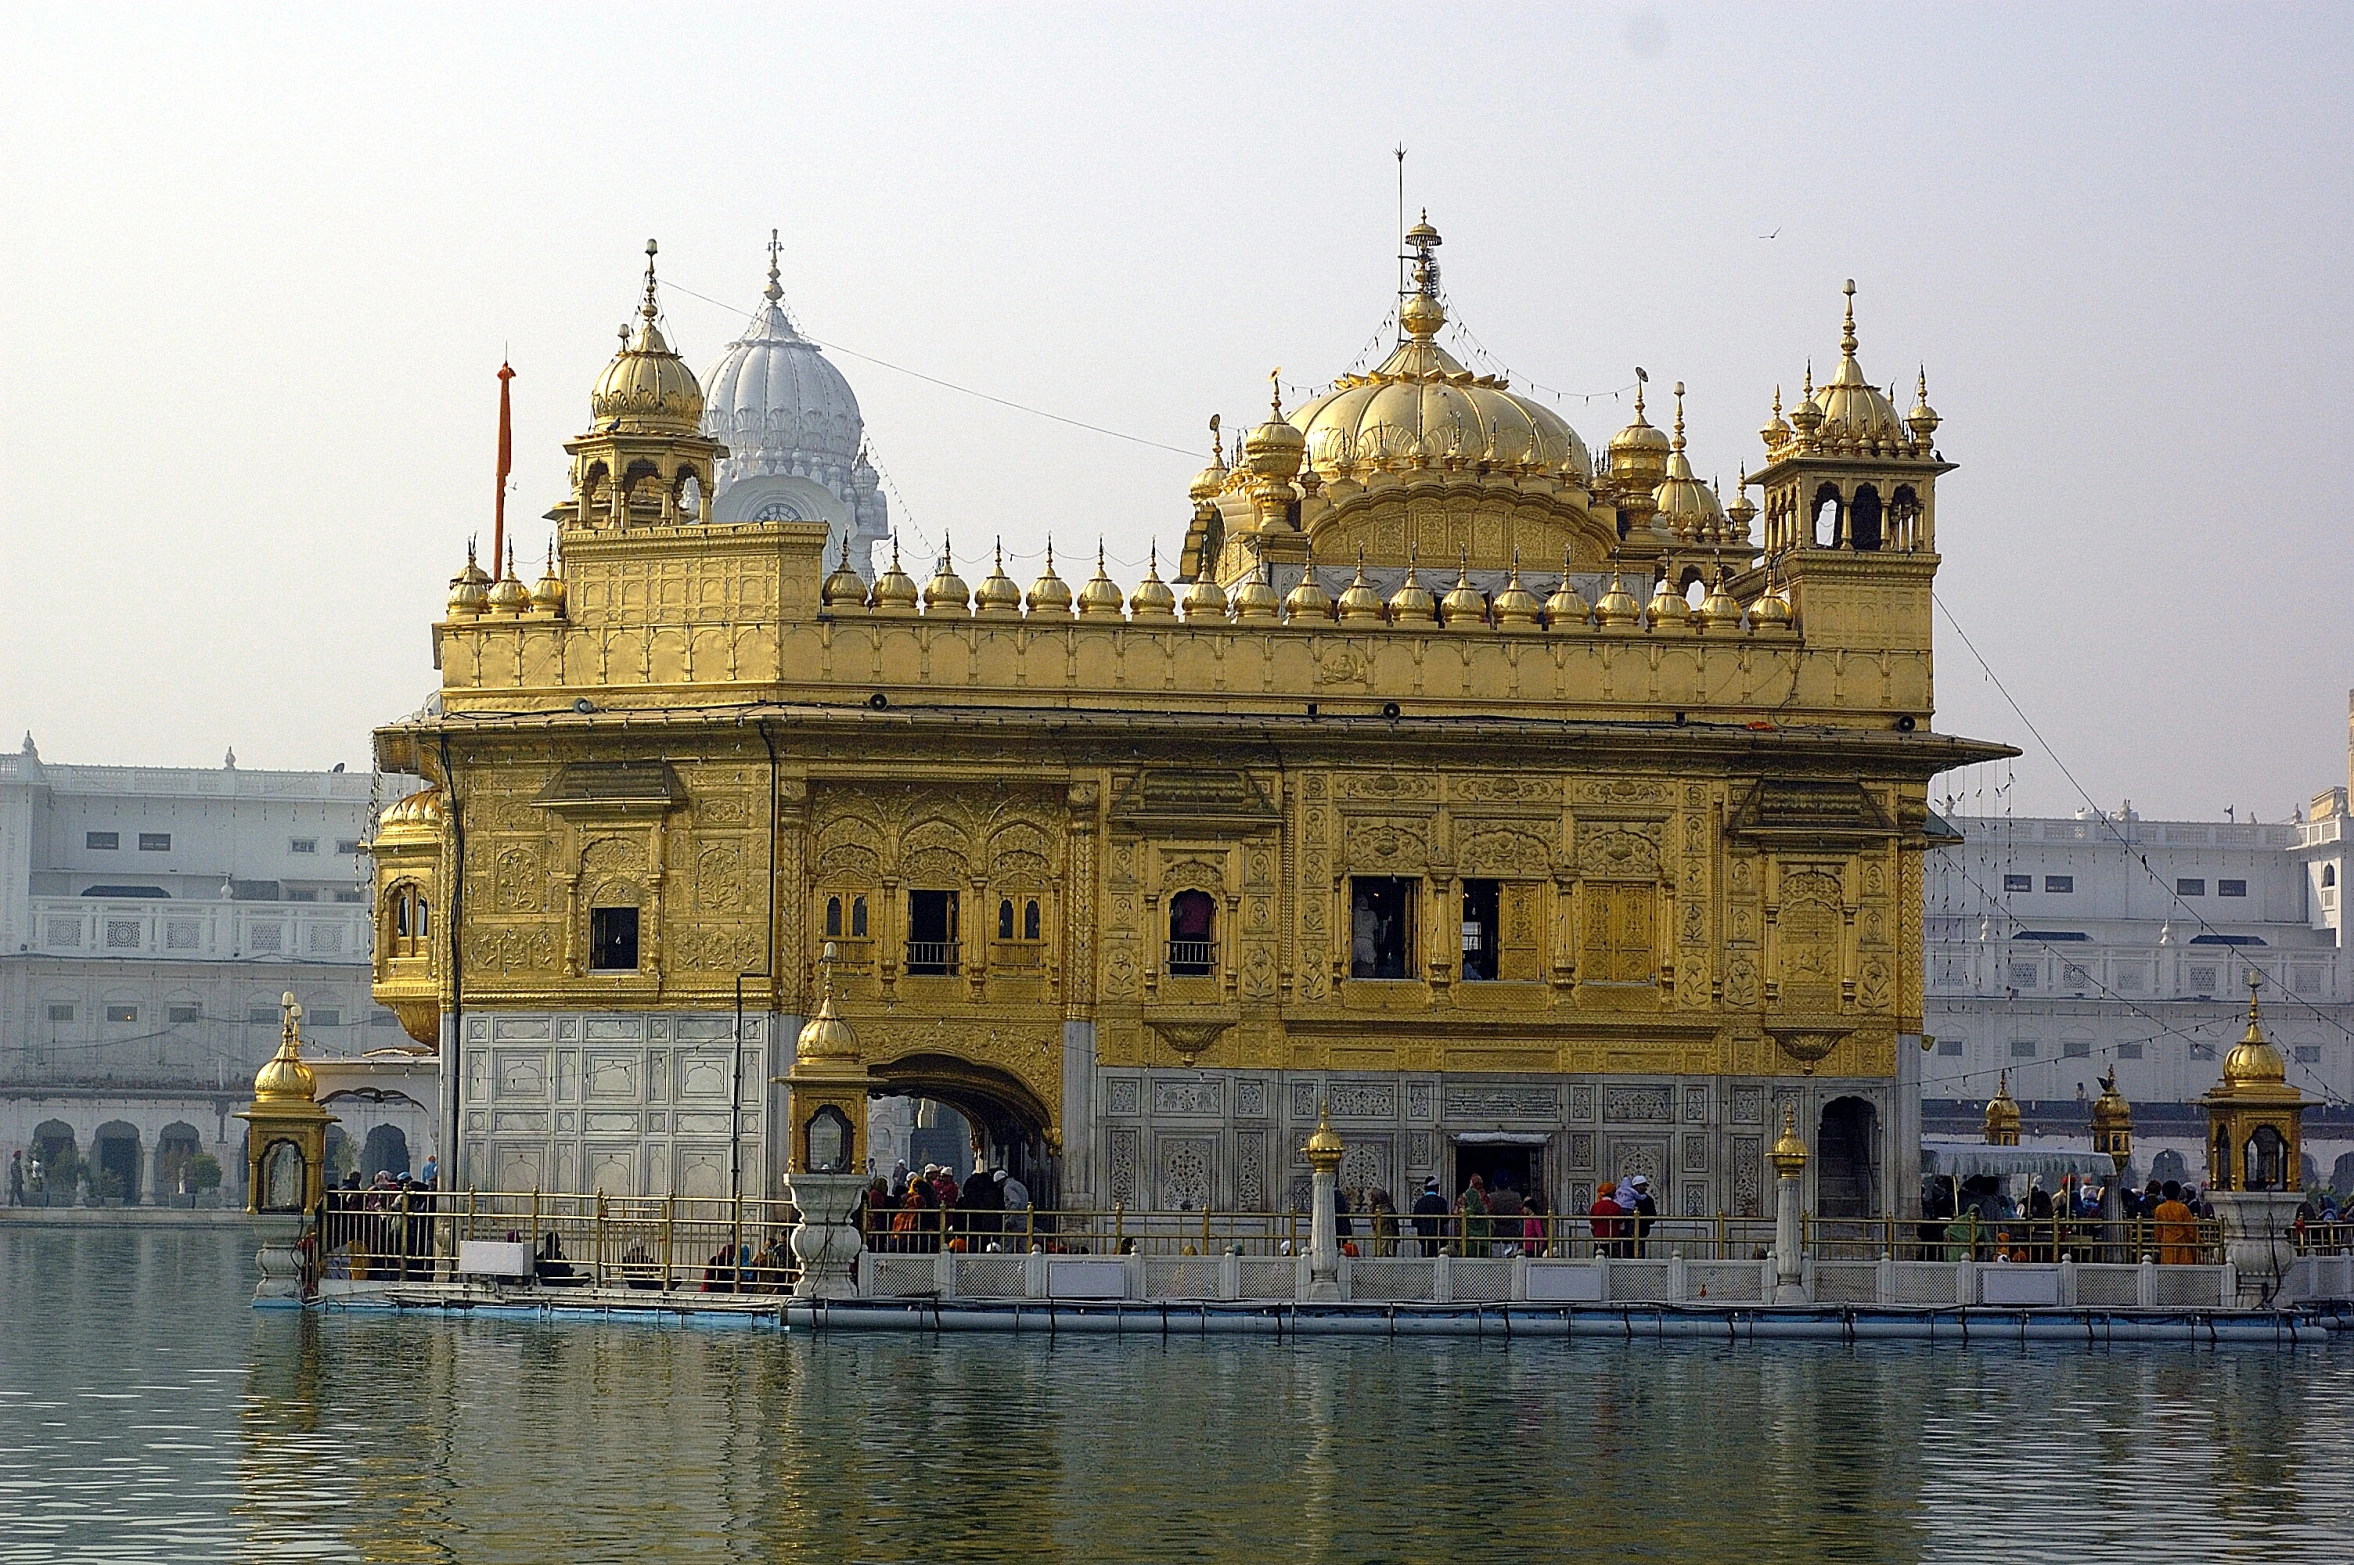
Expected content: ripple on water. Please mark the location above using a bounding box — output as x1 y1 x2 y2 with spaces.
4 1229 2354 1562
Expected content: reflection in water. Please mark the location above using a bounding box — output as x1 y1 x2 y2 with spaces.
3 1229 2353 1562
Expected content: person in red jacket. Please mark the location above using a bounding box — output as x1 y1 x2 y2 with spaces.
1588 1181 1622 1258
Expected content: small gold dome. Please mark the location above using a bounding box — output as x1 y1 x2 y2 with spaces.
869 536 920 614
1725 469 1759 542
972 540 1023 618
1650 384 1726 544
1645 572 1691 630
1076 544 1127 619
1983 1070 2022 1145
1336 556 1386 624
1593 572 1642 630
1182 571 1228 623
1907 367 1941 443
1386 555 1436 626
1230 559 1282 622
822 536 870 611
1491 556 1541 629
1607 380 1673 489
1244 384 1306 479
1130 544 1179 622
1302 1103 1345 1170
1439 558 1488 629
446 543 491 619
531 543 567 615
588 241 705 436
1801 282 1908 445
1188 417 1230 502
2222 979 2288 1087
1759 386 1793 450
251 994 320 1105
373 786 447 847
2091 1066 2133 1144
795 982 860 1064
1749 567 1794 630
1542 551 1591 630
1771 1103 1808 1175
1026 541 1073 617
1695 568 1745 632
486 544 530 615
1283 560 1333 623
920 535 971 615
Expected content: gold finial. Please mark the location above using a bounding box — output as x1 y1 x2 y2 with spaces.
1771 1102 1807 1174
1302 1097 1344 1170
1840 278 1858 357
1801 360 1814 399
1671 380 1687 452
641 238 661 326
1269 369 1283 420
1209 414 1223 464
764 227 783 303
1632 372 1647 420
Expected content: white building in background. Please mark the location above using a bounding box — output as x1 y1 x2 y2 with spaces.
698 238 890 577
0 739 435 1203
1924 773 2354 1194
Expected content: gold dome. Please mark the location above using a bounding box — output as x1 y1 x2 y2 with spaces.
870 536 921 614
1076 544 1127 619
1758 386 1793 451
1800 282 1908 445
486 543 530 615
251 994 320 1105
1725 468 1758 542
1244 383 1306 478
1130 544 1179 622
1907 367 1941 443
2222 977 2288 1088
1283 559 1334 622
1181 570 1228 623
1230 559 1282 622
1301 1103 1344 1171
1770 1103 1808 1175
2091 1066 2133 1148
373 785 447 847
1650 384 1727 545
795 962 861 1064
1695 567 1745 632
1607 379 1673 488
1439 557 1487 630
1645 571 1691 630
1188 416 1230 502
1336 555 1386 624
1542 549 1591 630
1026 541 1074 617
1386 555 1436 625
1983 1069 2022 1145
445 542 491 619
1748 565 1794 630
588 241 706 436
822 536 870 611
1491 556 1541 629
972 540 1023 618
1593 572 1641 630
531 543 567 616
920 535 971 615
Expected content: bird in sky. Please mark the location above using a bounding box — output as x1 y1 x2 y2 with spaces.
1758 227 1780 240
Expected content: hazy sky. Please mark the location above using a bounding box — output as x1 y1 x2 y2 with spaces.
4 4 2348 820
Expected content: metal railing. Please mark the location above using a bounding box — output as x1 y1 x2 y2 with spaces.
1806 1214 2226 1265
318 1189 805 1293
1163 940 1217 977
903 940 959 974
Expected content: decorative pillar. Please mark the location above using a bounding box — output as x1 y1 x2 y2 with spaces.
773 946 875 1298
2091 1067 2133 1243
235 993 338 1302
1303 1103 1343 1302
2204 973 2308 1302
1771 1103 1808 1304
1983 1070 2021 1146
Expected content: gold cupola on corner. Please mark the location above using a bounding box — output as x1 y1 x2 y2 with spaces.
2203 970 2307 1191
546 240 727 537
1129 543 1180 622
237 993 337 1213
973 540 1024 618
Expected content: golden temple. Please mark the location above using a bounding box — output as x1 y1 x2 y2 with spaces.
369 220 2010 1221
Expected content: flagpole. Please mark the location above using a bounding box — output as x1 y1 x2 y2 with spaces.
494 361 516 574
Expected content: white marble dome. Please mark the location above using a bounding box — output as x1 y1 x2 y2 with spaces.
699 251 889 570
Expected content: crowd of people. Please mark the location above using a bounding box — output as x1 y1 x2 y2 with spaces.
860 1160 1033 1252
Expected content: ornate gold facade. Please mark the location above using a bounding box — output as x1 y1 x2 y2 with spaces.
374 221 2008 1217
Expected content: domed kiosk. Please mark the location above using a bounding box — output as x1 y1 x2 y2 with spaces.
700 233 890 579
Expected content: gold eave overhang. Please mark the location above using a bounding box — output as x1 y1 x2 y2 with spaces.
533 760 684 819
1276 1010 1724 1041
1109 769 1280 833
1727 778 1898 848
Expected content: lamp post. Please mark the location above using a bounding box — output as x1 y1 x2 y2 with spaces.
1303 1103 1344 1302
772 944 874 1298
1771 1104 1808 1304
2090 1066 2133 1231
235 993 338 1302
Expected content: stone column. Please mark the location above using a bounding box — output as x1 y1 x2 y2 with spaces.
2211 1190 2305 1307
1303 1105 1343 1303
1771 1104 1808 1305
251 1213 309 1303
784 1172 869 1298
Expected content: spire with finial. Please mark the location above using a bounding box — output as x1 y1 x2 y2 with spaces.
1671 380 1687 452
764 227 784 303
1840 277 1858 358
639 238 662 329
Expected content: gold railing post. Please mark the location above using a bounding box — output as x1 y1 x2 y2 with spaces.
663 1195 676 1291
594 1192 607 1289
1113 1200 1125 1252
1202 1205 1212 1254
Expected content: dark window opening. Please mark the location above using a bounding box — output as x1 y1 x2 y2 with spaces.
1168 890 1217 976
1350 877 1416 980
2326 866 2338 888
2003 873 2031 892
2219 879 2247 898
589 906 640 971
2177 878 2205 897
907 890 959 974
1849 484 1883 551
138 832 171 852
2044 875 2073 893
86 832 119 850
998 899 1016 940
82 884 167 898
1459 879 1500 981
851 895 868 937
1810 484 1841 547
825 896 842 937
1024 899 1041 941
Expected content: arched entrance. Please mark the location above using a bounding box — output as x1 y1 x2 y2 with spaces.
93 1121 142 1206
867 1053 1059 1207
154 1123 203 1201
1816 1097 1879 1220
361 1124 411 1180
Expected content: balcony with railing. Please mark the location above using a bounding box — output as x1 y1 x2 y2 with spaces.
903 939 960 977
1164 939 1218 978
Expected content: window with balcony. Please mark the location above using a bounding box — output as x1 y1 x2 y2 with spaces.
906 890 959 974
1167 890 1217 977
1349 877 1417 979
388 884 431 959
589 906 640 971
138 832 171 852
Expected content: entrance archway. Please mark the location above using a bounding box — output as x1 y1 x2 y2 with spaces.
93 1121 142 1206
154 1123 203 1201
867 1053 1059 1207
1816 1097 1879 1219
361 1124 411 1180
